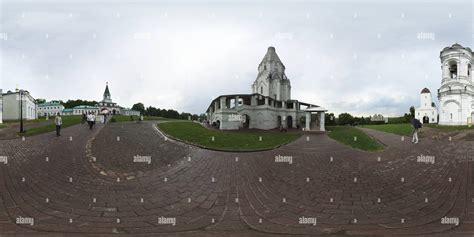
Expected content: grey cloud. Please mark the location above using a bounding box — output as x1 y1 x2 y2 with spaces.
1 0 472 115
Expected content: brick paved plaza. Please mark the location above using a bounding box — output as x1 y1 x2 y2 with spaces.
0 121 473 236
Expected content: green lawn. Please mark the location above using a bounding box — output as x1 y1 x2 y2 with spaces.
425 124 474 131
327 126 384 151
361 123 413 136
158 122 301 151
4 118 43 124
0 124 7 129
143 116 170 121
19 116 82 136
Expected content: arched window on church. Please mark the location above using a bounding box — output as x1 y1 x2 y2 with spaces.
468 63 471 78
448 61 457 79
260 87 263 94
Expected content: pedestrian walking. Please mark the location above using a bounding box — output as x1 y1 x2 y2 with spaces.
411 117 422 144
87 112 93 130
91 112 96 128
82 112 86 124
55 112 62 136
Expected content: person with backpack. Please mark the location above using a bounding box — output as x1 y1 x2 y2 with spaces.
411 117 422 144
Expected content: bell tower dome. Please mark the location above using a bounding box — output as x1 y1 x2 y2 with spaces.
440 43 473 84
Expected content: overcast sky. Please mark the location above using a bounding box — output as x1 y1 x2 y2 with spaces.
1 0 472 116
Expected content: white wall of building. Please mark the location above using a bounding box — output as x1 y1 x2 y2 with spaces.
2 91 37 121
73 107 100 115
37 103 65 116
122 109 140 116
439 94 473 125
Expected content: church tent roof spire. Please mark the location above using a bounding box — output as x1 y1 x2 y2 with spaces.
260 46 283 65
104 82 110 97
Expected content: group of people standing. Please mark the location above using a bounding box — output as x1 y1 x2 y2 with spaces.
82 112 100 129
54 111 108 137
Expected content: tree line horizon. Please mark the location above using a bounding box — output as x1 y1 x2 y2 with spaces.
35 99 415 125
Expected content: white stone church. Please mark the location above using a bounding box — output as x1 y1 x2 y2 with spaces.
206 47 327 131
437 43 474 125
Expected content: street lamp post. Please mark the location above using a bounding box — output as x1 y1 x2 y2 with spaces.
19 90 24 133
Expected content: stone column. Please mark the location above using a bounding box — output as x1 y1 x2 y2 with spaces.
220 97 226 109
277 82 281 100
235 96 239 108
305 112 311 131
250 96 256 106
319 112 325 131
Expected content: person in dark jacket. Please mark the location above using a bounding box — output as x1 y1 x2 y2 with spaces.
411 117 422 144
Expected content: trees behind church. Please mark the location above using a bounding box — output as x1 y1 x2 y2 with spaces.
331 106 415 126
62 99 98 108
139 104 199 120
131 103 145 114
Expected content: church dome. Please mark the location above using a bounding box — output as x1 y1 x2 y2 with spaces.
442 43 472 53
421 88 430 94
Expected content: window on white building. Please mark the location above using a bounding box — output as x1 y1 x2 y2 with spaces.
448 61 457 79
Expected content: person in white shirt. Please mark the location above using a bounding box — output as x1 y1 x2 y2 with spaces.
54 112 62 136
87 112 93 130
91 112 96 128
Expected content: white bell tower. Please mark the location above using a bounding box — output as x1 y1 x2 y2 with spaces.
438 43 474 125
416 88 438 124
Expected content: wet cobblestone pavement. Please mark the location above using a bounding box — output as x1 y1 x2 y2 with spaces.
0 121 473 236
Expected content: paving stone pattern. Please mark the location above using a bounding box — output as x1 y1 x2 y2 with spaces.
0 121 473 236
